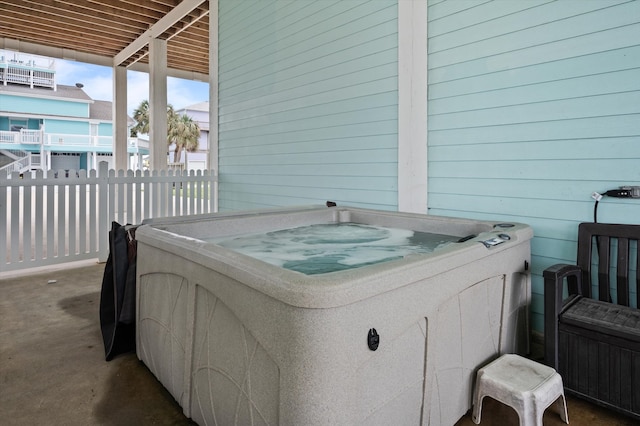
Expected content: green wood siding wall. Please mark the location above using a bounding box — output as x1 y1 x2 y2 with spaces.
427 0 640 331
217 0 398 211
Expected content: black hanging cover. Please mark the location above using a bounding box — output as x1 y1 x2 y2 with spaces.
99 221 139 361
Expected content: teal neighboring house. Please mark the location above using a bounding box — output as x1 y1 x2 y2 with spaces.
0 53 147 174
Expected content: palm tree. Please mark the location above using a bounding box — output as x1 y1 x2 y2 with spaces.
131 100 200 164
131 101 179 141
169 113 200 163
131 100 150 136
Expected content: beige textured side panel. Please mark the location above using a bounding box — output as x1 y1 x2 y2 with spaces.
357 319 427 425
138 273 189 407
190 284 280 426
427 275 505 426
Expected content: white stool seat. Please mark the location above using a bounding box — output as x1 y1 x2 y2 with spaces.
472 354 569 426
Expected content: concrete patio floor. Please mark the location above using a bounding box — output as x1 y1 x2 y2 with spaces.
0 262 636 425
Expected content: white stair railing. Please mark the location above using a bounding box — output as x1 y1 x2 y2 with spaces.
0 150 31 177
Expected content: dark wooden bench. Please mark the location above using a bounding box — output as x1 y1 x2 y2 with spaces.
544 222 640 420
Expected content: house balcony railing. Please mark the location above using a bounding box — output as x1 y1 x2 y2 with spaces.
0 129 43 144
45 133 107 147
0 130 148 152
130 137 149 150
0 56 56 89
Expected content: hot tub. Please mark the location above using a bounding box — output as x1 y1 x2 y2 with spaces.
135 205 532 425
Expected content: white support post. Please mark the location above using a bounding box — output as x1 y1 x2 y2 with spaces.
209 0 219 212
113 65 129 172
149 38 168 171
398 0 428 214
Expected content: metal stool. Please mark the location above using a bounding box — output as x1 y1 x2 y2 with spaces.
472 354 569 426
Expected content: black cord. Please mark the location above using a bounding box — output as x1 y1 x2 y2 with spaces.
594 199 599 223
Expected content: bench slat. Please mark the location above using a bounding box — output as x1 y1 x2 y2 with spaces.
597 235 611 302
617 237 630 307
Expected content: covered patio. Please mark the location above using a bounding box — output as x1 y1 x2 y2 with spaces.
2 1 639 424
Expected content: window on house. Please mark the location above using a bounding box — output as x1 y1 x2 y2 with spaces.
10 119 27 132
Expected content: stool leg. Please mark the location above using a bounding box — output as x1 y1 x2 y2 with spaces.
553 393 569 424
472 394 484 424
522 395 542 426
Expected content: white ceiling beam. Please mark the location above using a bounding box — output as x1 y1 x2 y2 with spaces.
113 0 206 67
125 7 209 69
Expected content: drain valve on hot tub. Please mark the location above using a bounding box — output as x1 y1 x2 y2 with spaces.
368 328 380 351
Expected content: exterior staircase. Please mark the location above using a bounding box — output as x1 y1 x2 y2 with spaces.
0 149 34 176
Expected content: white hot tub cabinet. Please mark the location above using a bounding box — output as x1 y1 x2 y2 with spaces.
135 206 533 425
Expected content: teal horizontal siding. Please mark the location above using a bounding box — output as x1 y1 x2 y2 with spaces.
1 95 88 118
428 193 639 226
220 51 397 113
98 123 112 136
219 182 397 206
429 137 639 161
428 177 640 207
427 0 640 333
220 64 397 125
428 159 640 181
221 133 395 155
218 0 398 212
428 0 492 21
220 101 398 136
430 92 640 130
220 148 396 167
429 24 640 84
219 161 397 178
430 45 640 101
429 1 638 68
429 114 639 145
220 1 393 76
429 0 554 44
220 120 397 148
45 120 89 134
430 69 640 114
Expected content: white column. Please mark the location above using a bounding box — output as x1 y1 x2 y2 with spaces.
149 38 168 170
209 0 219 211
398 0 428 214
113 64 128 171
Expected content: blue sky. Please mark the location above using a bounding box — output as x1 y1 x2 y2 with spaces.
2 50 209 114
54 58 210 115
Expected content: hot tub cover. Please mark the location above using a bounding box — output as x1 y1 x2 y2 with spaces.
99 221 138 361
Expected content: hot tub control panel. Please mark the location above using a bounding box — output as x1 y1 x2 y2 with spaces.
480 236 509 248
480 224 516 248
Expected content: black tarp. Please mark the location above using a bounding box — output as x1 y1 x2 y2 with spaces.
99 221 138 361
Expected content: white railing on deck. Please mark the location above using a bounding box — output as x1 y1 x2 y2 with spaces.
0 129 43 144
20 129 43 144
1 54 56 89
1 162 217 273
0 131 149 152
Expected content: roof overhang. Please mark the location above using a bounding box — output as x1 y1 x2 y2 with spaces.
0 0 210 80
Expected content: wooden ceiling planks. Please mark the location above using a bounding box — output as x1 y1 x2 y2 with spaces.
0 0 211 76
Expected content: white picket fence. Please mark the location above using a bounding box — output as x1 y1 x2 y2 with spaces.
1 162 217 273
